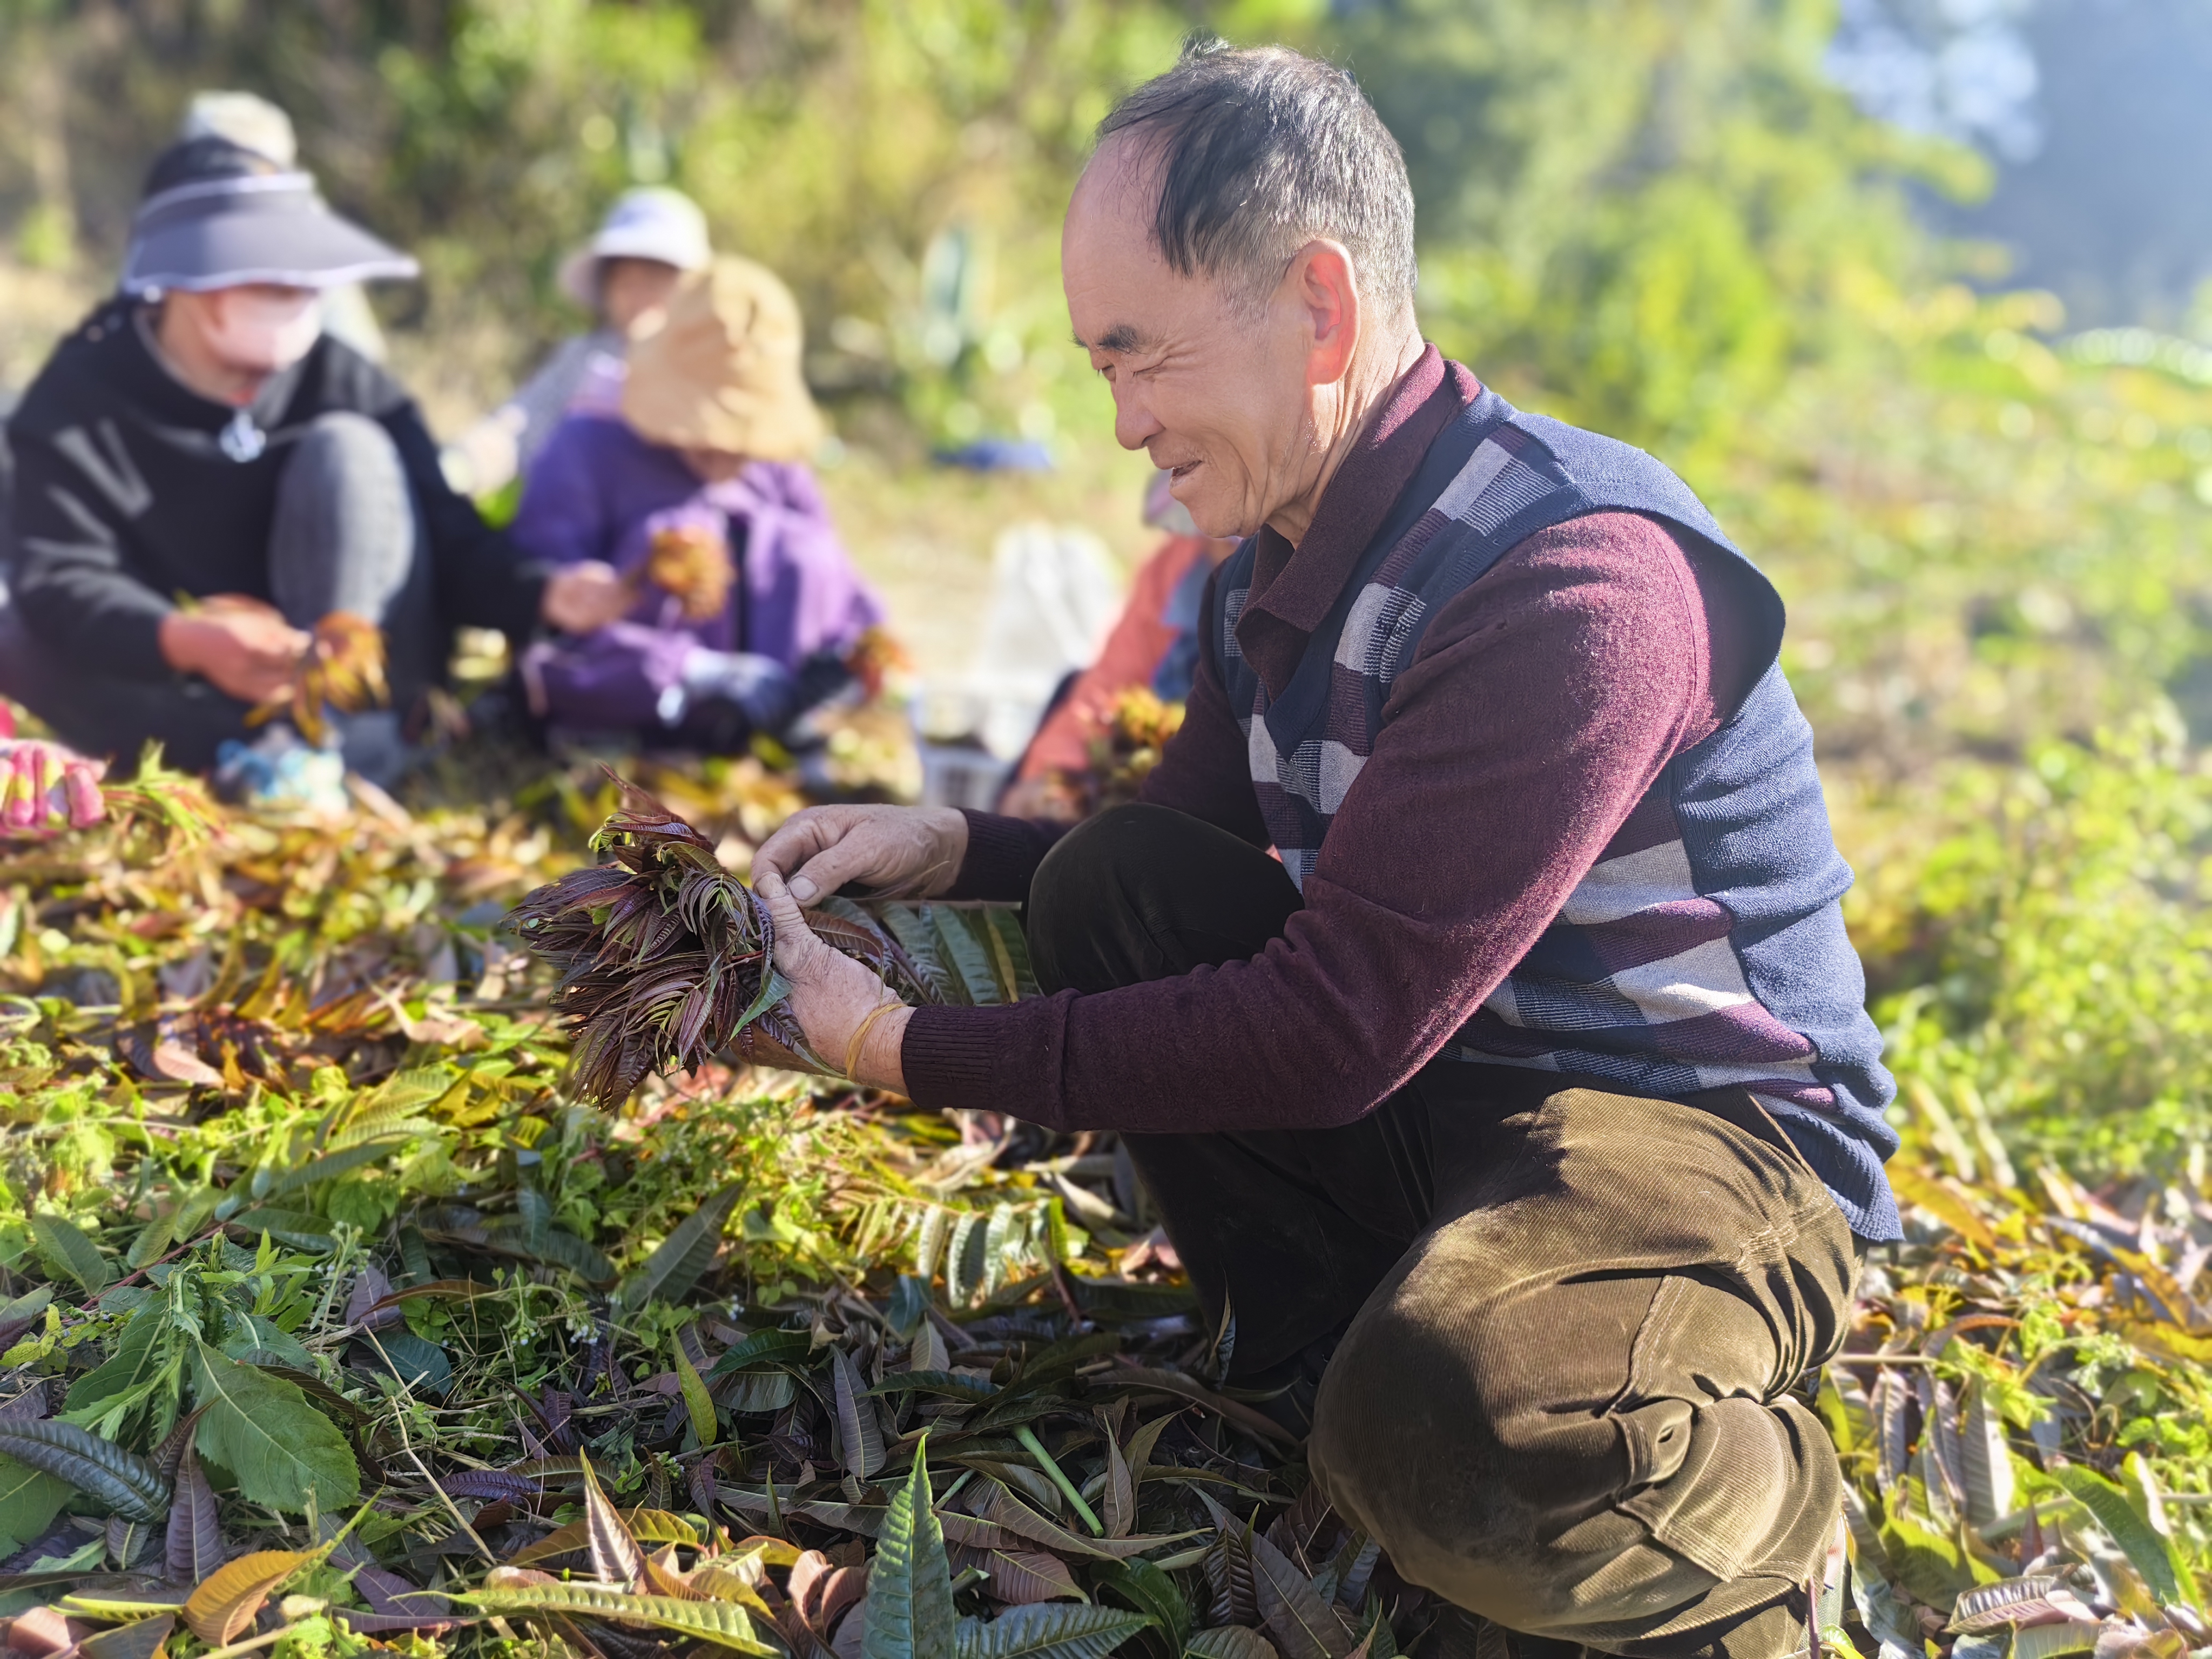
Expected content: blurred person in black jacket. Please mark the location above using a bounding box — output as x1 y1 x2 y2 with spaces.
0 136 629 779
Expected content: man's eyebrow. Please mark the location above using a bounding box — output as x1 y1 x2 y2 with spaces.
1074 323 1145 354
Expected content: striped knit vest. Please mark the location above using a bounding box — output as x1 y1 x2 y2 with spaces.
1213 386 1900 1239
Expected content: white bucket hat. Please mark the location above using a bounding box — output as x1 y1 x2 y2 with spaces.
557 187 712 310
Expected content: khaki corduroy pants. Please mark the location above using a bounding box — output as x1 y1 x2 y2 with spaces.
1027 805 1863 1659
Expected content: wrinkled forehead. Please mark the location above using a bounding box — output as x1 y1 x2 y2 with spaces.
1065 138 1163 263
1075 131 1162 218
1064 137 1216 348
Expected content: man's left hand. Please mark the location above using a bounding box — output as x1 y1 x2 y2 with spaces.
754 871 911 1091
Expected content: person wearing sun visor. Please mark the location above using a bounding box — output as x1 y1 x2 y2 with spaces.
0 136 630 780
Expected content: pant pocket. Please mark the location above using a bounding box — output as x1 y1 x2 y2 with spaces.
1616 1395 1797 1582
1617 1397 1696 1489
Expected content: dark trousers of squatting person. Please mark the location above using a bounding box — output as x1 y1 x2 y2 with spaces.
1026 803 1860 1659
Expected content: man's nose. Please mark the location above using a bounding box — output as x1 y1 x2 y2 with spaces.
1111 382 1162 453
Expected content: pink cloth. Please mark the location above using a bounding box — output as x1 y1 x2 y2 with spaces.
1015 533 1232 780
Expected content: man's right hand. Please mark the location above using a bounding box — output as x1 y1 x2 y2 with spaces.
158 598 309 704
751 804 969 906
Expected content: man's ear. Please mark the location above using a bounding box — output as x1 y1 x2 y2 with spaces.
1289 239 1363 388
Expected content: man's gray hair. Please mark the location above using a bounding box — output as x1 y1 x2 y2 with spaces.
1097 36 1417 319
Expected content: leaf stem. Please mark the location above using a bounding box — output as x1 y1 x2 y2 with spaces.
365 1327 498 1566
1014 1424 1103 1536
197 1623 305 1659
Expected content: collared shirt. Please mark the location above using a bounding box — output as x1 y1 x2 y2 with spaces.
903 346 1762 1141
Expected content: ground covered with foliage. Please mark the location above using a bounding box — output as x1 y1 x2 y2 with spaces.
0 5 2209 1657
0 748 2202 1659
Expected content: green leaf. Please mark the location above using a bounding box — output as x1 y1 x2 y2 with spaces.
888 1275 931 1339
719 1370 800 1414
487 1222 616 1286
979 909 1036 1000
708 1328 814 1377
1876 1505 1975 1608
1960 1381 2014 1530
1843 1492 1923 1656
0 1454 74 1557
866 1439 957 1659
955 1605 1151 1659
0 1418 167 1521
126 1209 178 1273
928 908 1005 1007
190 1341 360 1514
458 1582 778 1652
262 1136 413 1198
677 1347 718 1449
359 1328 453 1397
2050 1461 2192 1608
327 1069 451 1148
224 1209 335 1253
1094 1560 1191 1651
0 1285 53 1334
65 1307 172 1419
869 904 962 1006
616 1183 743 1312
2009 1623 2102 1659
730 963 796 1043
29 1213 111 1293
220 1314 314 1373
1345 1607 1394 1659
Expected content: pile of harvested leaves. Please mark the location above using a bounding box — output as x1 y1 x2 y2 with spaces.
1 771 2210 1659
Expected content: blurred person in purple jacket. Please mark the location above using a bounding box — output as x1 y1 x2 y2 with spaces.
509 256 885 755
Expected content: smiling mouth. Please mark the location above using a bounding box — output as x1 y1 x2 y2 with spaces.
1167 460 1202 481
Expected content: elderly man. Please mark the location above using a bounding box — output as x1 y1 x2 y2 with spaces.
755 39 1896 1659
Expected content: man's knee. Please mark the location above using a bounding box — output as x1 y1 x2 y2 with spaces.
1026 804 1300 995
1027 804 1169 993
1310 1271 1610 1554
1308 1251 1839 1655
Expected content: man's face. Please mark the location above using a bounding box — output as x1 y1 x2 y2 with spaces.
1062 145 1312 541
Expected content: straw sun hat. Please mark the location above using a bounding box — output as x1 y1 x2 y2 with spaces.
621 256 825 462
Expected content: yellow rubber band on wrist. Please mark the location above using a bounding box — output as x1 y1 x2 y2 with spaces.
843 998 903 1081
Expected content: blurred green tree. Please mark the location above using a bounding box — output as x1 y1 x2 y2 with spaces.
1 0 2208 771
